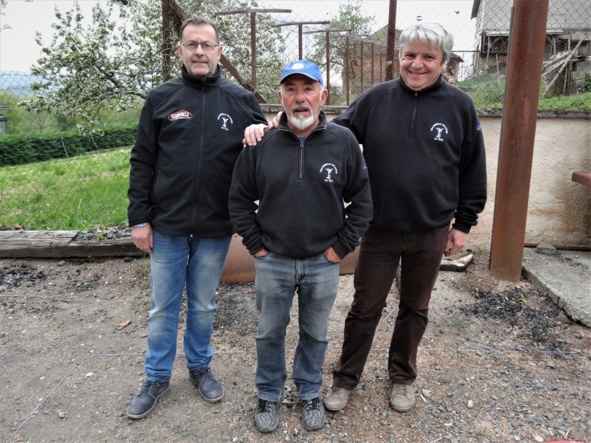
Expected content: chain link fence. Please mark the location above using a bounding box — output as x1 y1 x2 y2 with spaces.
0 0 589 230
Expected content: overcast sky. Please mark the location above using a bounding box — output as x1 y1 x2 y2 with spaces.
0 0 475 73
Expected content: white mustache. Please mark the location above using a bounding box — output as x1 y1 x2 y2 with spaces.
291 105 311 114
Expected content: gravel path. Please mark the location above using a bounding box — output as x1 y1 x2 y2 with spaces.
1 251 590 442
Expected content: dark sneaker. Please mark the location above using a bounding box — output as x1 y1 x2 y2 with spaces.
301 397 325 431
127 380 170 419
189 366 224 402
390 383 416 412
254 399 279 433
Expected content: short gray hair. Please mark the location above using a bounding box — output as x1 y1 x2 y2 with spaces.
179 16 220 44
398 22 454 64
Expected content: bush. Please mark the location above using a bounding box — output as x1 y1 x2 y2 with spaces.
0 123 137 166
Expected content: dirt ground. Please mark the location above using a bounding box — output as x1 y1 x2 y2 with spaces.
1 248 590 443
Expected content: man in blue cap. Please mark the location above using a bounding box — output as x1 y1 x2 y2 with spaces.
229 60 372 433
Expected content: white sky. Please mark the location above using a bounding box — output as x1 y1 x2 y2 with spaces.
0 0 476 73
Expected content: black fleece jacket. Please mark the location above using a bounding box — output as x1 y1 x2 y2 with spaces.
333 75 487 233
128 66 267 237
229 111 373 259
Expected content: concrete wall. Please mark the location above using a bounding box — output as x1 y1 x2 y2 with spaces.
264 111 590 249
477 116 590 249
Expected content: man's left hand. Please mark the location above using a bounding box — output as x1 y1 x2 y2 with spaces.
324 247 342 263
444 228 469 257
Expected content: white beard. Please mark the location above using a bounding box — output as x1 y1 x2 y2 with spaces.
287 113 315 131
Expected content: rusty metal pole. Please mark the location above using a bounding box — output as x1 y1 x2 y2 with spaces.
250 12 257 91
385 0 397 81
370 43 375 86
360 40 364 93
345 35 350 105
489 0 550 281
326 31 331 105
298 23 303 59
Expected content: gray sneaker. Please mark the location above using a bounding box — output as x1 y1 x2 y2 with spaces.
324 387 352 411
126 380 170 419
301 397 325 431
189 366 224 402
254 399 279 433
390 383 416 412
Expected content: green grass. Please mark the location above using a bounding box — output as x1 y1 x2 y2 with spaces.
458 75 591 111
0 147 131 230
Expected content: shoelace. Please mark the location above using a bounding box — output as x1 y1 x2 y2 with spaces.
257 400 275 412
392 385 409 395
302 398 320 411
194 367 212 379
141 381 165 396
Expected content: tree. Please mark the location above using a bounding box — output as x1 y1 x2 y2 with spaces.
0 0 8 33
22 0 286 128
308 1 374 105
22 0 161 128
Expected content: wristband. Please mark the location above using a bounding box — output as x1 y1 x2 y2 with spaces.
132 223 147 228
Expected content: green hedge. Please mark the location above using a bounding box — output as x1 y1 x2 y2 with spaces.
0 123 138 166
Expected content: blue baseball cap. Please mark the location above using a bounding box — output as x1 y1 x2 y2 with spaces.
280 60 324 86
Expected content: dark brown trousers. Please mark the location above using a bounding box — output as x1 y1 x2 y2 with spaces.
332 225 449 389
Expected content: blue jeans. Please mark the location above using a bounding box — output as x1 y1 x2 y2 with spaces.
254 252 340 402
144 231 232 382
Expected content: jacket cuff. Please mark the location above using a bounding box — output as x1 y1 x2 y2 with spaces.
331 241 351 261
451 221 472 234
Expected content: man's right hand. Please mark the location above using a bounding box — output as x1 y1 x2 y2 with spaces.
243 111 283 146
131 223 153 254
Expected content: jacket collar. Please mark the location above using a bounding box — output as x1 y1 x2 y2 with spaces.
181 65 222 88
399 74 444 94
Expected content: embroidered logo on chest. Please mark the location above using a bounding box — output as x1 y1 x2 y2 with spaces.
320 163 338 183
168 110 193 121
217 113 234 131
430 123 449 142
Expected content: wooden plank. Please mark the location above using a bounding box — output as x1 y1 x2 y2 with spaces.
0 230 142 258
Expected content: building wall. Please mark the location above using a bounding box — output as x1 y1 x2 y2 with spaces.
476 116 590 249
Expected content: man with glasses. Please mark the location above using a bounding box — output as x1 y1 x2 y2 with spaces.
126 16 266 419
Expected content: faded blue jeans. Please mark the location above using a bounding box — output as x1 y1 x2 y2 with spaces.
144 231 232 382
254 252 340 402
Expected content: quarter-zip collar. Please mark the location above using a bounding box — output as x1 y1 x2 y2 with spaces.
399 74 444 95
277 110 328 138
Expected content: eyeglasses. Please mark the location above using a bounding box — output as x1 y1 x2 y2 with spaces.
181 41 219 52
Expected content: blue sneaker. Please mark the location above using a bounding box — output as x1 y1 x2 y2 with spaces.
189 366 224 402
127 380 169 419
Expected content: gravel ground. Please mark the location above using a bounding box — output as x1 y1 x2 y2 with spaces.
0 248 590 443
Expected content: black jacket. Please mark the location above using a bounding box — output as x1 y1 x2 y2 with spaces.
334 76 487 233
229 111 372 259
128 66 267 237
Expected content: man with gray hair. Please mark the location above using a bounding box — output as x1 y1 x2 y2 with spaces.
243 22 487 413
229 60 372 432
322 21 487 413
